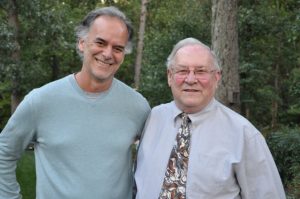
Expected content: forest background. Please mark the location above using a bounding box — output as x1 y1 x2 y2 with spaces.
0 0 299 198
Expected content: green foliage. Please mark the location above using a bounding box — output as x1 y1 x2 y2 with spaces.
18 1 81 85
0 0 299 197
239 0 300 128
16 151 36 199
140 0 211 107
0 82 10 131
266 127 300 198
0 0 298 128
114 0 141 85
0 0 98 129
285 68 300 125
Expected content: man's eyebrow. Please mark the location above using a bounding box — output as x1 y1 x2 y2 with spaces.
94 37 125 49
175 64 206 68
175 64 188 68
94 38 106 42
114 44 125 49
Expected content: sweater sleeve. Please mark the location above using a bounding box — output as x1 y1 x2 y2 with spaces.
0 92 36 199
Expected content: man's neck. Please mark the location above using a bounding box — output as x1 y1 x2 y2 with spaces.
74 72 113 93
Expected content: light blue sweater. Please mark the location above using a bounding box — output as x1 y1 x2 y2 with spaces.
0 74 150 199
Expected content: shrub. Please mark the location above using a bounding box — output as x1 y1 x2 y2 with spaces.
266 126 300 198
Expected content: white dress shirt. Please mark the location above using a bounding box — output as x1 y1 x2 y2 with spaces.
135 99 286 199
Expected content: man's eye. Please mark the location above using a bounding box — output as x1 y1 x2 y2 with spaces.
177 70 189 74
195 70 206 74
96 41 105 46
114 47 124 53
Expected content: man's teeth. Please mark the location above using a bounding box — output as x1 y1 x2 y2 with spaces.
96 59 111 66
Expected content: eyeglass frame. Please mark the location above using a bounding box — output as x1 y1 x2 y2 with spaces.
169 65 220 81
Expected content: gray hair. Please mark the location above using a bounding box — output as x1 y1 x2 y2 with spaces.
166 37 220 70
75 6 133 59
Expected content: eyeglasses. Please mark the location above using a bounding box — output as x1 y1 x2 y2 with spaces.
171 67 218 81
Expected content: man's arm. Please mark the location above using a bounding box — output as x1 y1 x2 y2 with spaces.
235 131 286 199
0 94 36 199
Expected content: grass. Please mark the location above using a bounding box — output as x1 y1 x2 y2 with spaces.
16 150 36 199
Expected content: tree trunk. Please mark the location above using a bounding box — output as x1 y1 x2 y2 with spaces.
8 0 21 114
51 55 60 81
211 0 240 112
134 0 149 89
271 1 282 129
271 63 279 128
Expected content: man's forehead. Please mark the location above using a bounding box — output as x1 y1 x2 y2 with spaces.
177 44 210 54
175 45 212 61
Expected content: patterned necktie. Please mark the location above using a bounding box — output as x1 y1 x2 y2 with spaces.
159 112 191 199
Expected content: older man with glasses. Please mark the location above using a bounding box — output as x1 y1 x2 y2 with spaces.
135 37 286 199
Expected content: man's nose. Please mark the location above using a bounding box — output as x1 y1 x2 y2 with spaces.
102 46 113 59
185 71 197 83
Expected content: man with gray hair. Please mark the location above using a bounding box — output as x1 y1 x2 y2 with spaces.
0 6 150 199
135 37 285 199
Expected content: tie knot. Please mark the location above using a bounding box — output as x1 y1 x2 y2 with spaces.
180 112 190 126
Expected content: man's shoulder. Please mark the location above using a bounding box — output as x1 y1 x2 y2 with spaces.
151 102 173 116
152 102 172 111
32 74 68 90
111 79 150 117
213 100 245 121
38 75 70 91
25 75 70 100
114 79 140 95
215 100 259 136
113 79 149 104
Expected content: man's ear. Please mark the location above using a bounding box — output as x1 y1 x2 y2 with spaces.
78 38 85 52
215 70 222 82
167 69 172 87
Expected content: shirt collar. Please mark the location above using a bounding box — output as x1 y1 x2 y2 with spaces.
170 101 183 126
170 98 218 127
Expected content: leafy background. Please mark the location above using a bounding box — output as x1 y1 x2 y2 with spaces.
0 0 299 198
